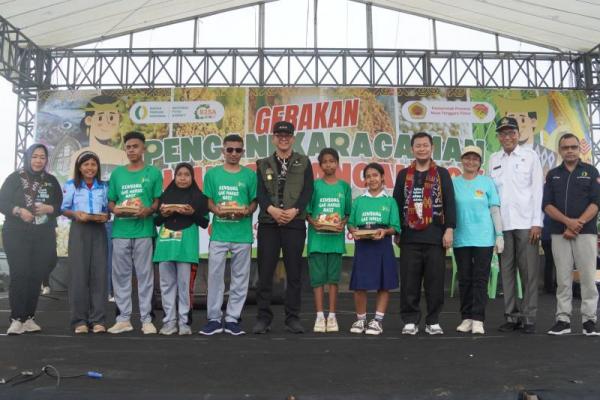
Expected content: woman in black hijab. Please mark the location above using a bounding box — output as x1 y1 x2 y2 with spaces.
0 144 63 335
153 163 208 335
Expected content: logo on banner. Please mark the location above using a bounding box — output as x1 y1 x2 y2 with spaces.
130 101 224 124
401 100 495 123
472 103 489 120
408 102 427 120
194 104 217 121
134 105 149 121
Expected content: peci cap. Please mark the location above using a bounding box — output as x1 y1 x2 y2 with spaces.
272 121 295 135
495 116 519 132
461 145 483 160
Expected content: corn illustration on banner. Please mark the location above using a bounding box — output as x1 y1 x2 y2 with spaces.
35 87 591 256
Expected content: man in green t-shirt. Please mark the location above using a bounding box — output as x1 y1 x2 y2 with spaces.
107 131 163 335
200 134 257 336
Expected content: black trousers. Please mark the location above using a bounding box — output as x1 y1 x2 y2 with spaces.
541 239 556 294
2 226 57 322
454 246 493 321
400 243 445 325
256 224 306 324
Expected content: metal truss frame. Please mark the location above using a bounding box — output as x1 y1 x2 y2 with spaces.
1 14 600 169
42 48 582 90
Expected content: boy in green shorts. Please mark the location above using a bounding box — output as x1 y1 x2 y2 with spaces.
306 148 352 333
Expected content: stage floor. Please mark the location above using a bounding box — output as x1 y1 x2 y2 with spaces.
0 290 599 400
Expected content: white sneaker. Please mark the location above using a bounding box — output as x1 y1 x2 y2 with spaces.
365 319 383 335
456 319 473 333
350 319 366 334
107 321 133 334
7 319 25 335
142 322 157 335
402 323 419 335
41 285 50 295
178 325 192 336
23 317 41 332
159 323 177 336
108 296 115 303
472 320 485 335
313 317 326 333
425 323 444 335
326 315 339 332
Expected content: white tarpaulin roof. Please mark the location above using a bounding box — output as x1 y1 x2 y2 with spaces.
0 0 599 52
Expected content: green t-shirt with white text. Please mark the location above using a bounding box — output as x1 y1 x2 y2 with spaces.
348 193 401 234
307 179 351 254
108 165 163 239
203 165 257 244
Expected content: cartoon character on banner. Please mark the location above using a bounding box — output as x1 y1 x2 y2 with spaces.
494 94 554 172
71 95 128 180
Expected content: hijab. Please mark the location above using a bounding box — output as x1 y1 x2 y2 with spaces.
19 144 49 211
159 163 208 230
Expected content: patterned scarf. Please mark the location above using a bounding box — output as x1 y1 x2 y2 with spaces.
19 144 48 211
405 159 442 230
18 170 45 211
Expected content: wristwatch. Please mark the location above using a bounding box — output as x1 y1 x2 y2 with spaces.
12 207 21 217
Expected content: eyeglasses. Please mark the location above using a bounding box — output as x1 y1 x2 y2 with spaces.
560 145 579 151
274 133 292 138
497 130 518 137
225 147 244 154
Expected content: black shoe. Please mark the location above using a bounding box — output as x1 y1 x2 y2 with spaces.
583 320 600 337
522 324 536 334
285 319 305 334
252 319 271 334
498 322 519 332
547 321 571 336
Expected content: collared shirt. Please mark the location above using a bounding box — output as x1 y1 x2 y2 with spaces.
488 145 544 230
542 160 600 235
362 189 389 198
61 178 108 214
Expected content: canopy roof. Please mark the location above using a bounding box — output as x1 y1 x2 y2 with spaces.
0 0 598 52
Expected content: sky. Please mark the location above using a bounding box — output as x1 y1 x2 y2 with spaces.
0 0 553 187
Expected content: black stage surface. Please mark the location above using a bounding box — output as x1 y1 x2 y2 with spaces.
0 291 599 400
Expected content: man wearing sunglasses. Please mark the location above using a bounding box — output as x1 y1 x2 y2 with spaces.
543 133 600 336
253 121 314 334
201 134 257 336
489 116 543 334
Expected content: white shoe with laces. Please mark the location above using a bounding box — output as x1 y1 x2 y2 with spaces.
456 319 473 333
7 319 25 335
142 322 157 335
365 319 383 335
313 317 326 333
425 323 444 335
326 315 339 332
23 317 41 332
472 320 485 335
107 321 133 334
402 323 419 335
350 319 366 334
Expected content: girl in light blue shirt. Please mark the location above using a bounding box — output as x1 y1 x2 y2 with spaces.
61 151 109 334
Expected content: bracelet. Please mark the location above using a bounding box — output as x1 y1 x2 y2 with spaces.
495 233 503 237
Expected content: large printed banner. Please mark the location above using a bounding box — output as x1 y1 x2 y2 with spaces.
36 88 591 256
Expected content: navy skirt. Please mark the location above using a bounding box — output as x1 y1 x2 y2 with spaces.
350 236 399 291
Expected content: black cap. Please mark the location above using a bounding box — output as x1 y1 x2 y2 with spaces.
495 116 519 132
273 121 295 135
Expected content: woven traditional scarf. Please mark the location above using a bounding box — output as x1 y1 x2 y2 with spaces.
19 144 48 212
405 159 441 230
18 170 45 211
